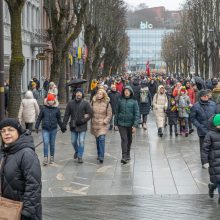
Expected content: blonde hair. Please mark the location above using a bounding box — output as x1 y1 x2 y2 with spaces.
93 89 110 103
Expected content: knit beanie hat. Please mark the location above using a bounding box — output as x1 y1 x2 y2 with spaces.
75 88 84 95
0 118 24 134
47 93 55 101
199 89 209 98
213 114 220 127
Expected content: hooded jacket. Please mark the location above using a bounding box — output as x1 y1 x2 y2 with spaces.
202 118 220 183
114 86 140 128
0 132 42 220
18 91 40 123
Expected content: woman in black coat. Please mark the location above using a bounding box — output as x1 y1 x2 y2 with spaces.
0 118 42 220
139 81 151 130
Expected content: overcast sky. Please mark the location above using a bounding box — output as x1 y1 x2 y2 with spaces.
124 0 185 10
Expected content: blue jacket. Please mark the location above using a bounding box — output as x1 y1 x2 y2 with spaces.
35 105 63 131
190 100 216 136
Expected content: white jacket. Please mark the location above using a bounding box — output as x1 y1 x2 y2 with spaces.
18 91 40 123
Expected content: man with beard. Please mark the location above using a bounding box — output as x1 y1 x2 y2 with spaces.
63 88 92 163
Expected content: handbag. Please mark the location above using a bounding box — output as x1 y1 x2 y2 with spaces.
0 157 23 220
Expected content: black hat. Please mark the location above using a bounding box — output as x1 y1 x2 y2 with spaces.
0 118 24 134
75 88 84 96
199 89 209 98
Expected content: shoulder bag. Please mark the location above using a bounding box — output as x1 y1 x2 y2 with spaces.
0 156 23 220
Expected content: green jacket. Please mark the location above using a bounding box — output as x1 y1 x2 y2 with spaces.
114 86 140 127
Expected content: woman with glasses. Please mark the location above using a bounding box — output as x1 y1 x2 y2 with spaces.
0 118 42 220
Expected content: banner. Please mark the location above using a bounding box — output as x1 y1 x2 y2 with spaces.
146 61 150 76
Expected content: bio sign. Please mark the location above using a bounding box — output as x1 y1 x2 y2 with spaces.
140 21 153 29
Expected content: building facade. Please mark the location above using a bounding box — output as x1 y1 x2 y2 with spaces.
126 28 173 71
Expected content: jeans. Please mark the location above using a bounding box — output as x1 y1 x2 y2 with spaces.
96 135 106 160
42 129 57 157
118 126 132 160
71 131 86 158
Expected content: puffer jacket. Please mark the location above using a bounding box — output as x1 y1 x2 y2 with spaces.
0 132 42 220
202 122 220 184
35 103 63 131
190 100 216 136
91 97 112 137
114 86 140 128
18 91 40 123
153 85 168 128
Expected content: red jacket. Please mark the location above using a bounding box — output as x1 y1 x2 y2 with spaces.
116 82 124 94
187 87 196 104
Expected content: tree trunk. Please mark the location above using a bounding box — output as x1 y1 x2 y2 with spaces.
58 59 66 104
8 7 24 118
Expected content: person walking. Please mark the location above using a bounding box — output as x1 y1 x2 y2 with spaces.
18 90 40 132
63 88 92 163
91 89 112 163
139 81 151 130
0 118 42 220
190 89 216 168
108 84 121 131
202 114 220 203
114 86 140 164
153 85 168 137
35 94 64 166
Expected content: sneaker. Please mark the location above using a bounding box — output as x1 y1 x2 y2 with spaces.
121 159 127 164
208 183 216 198
43 157 48 166
49 156 54 164
74 152 78 159
78 158 83 163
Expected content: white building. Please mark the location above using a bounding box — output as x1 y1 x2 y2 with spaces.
3 0 45 92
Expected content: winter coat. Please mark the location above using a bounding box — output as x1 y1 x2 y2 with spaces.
114 86 140 128
148 81 157 98
178 94 191 118
35 102 63 131
0 132 42 220
139 87 151 115
18 91 40 123
153 85 168 128
190 100 216 136
166 100 178 125
202 125 220 183
63 99 92 132
186 87 196 104
108 91 121 115
91 97 112 137
131 80 141 104
116 81 124 94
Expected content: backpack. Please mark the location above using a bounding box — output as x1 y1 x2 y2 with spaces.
140 88 149 103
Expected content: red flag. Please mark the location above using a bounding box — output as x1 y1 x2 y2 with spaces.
146 61 150 76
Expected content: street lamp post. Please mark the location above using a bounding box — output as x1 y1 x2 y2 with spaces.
0 0 5 120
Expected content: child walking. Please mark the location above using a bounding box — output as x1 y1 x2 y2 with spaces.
202 114 220 203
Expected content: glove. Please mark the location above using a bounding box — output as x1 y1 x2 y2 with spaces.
203 163 209 169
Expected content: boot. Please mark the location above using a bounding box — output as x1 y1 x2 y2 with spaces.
49 156 54 164
43 157 48 166
78 158 83 163
208 183 216 198
143 123 147 130
158 128 163 137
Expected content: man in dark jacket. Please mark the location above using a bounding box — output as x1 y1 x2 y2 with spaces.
202 114 220 202
0 118 42 220
114 86 140 164
63 88 92 163
108 84 121 130
148 79 157 105
190 89 216 168
131 78 141 104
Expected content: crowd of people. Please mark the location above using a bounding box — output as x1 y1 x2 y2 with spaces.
1 73 220 219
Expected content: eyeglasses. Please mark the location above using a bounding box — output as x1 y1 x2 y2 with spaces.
0 128 17 134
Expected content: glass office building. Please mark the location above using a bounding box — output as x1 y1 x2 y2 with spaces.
126 28 174 71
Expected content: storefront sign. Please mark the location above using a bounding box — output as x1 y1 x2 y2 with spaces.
140 21 153 29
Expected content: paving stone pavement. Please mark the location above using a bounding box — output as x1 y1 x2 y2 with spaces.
32 112 220 219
